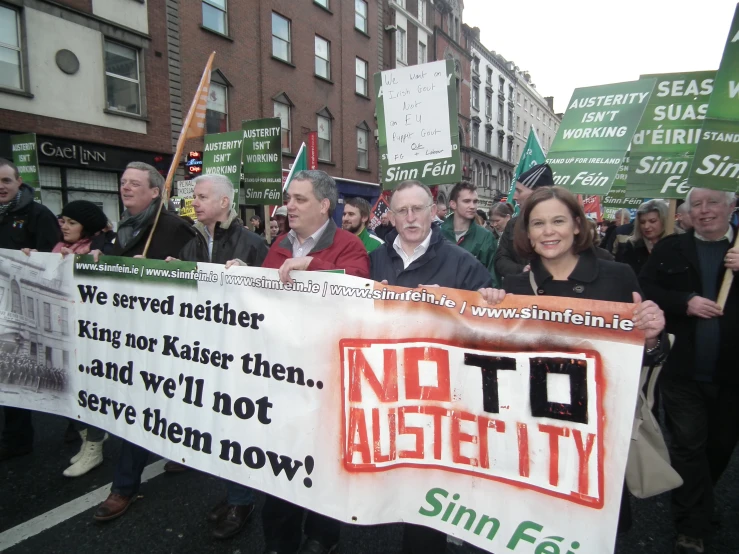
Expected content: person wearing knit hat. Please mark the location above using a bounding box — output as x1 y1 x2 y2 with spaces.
52 200 111 256
49 200 115 477
513 163 554 203
495 163 555 278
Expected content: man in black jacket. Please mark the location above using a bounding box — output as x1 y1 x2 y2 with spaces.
370 180 492 291
370 180 491 554
177 174 268 266
165 174 267 539
639 187 739 554
0 158 61 461
93 162 195 521
494 164 554 279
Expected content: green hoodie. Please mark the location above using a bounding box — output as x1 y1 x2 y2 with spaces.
440 215 498 287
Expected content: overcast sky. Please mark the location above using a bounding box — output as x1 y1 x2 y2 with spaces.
464 0 737 113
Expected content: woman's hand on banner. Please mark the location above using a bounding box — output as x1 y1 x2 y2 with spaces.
21 248 37 257
88 249 102 262
165 256 180 263
632 292 665 343
478 288 506 305
278 257 313 284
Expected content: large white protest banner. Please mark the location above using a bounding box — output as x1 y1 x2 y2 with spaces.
0 249 645 553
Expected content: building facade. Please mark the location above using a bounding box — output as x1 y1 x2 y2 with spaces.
0 0 384 225
467 28 517 209
463 26 561 205
174 0 382 221
0 0 173 225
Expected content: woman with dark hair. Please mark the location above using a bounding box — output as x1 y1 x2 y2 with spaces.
484 187 668 532
52 200 115 256
53 201 115 477
616 199 670 275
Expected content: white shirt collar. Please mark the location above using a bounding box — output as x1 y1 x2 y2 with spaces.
694 226 734 243
288 218 330 256
392 230 432 269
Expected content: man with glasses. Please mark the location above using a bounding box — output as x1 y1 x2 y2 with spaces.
640 187 739 554
369 180 493 553
370 180 492 294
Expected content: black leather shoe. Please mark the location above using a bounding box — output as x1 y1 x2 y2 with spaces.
206 498 229 522
212 503 254 539
298 538 338 554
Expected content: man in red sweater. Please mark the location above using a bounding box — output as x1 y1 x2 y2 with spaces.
260 170 368 554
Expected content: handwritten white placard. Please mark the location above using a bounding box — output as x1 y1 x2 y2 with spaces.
382 60 453 165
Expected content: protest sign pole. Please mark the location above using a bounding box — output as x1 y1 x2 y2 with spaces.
717 235 738 309
665 199 676 236
142 51 216 258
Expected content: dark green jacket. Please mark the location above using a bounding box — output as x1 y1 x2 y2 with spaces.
440 216 498 287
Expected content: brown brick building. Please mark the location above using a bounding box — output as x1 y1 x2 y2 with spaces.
0 0 383 224
0 0 173 223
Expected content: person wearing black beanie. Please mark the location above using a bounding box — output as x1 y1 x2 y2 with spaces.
52 200 112 256
495 163 555 278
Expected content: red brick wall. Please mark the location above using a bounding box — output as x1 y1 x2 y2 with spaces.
178 0 379 183
54 0 92 13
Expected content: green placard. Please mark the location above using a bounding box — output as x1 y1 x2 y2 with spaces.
687 5 739 192
603 157 644 218
11 133 40 199
375 59 462 189
241 118 283 205
547 79 655 194
203 131 244 188
626 71 715 199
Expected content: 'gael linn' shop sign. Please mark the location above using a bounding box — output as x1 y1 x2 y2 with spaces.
35 136 170 172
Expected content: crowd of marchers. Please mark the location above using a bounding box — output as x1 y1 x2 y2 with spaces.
0 154 736 554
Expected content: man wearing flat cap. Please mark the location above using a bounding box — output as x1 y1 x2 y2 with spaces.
494 163 554 278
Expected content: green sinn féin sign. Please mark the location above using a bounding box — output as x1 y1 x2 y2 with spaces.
547 79 655 194
241 118 283 205
375 59 461 189
688 5 739 192
626 72 715 199
203 131 244 188
11 133 40 199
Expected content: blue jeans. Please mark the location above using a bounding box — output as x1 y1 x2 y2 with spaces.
111 440 149 497
226 480 255 505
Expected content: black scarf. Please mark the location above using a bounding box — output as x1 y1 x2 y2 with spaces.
0 190 21 219
116 199 162 249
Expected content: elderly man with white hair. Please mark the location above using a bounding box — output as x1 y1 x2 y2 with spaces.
176 174 268 266
640 187 739 554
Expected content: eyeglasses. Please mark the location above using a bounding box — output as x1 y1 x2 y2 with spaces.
391 204 433 218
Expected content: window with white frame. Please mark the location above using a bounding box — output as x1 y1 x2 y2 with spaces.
485 93 492 119
418 0 426 24
418 42 427 64
497 135 503 157
486 68 492 85
272 12 291 62
396 0 406 8
355 0 368 32
0 5 23 90
274 100 291 152
43 302 51 331
396 26 407 66
202 0 227 34
485 129 491 153
355 57 368 96
317 115 332 161
471 123 479 149
315 0 329 9
206 82 228 134
472 84 479 110
357 127 369 169
104 41 141 115
25 296 34 321
315 36 330 79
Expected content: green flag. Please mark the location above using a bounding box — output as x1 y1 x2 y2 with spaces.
270 142 307 217
507 128 546 208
